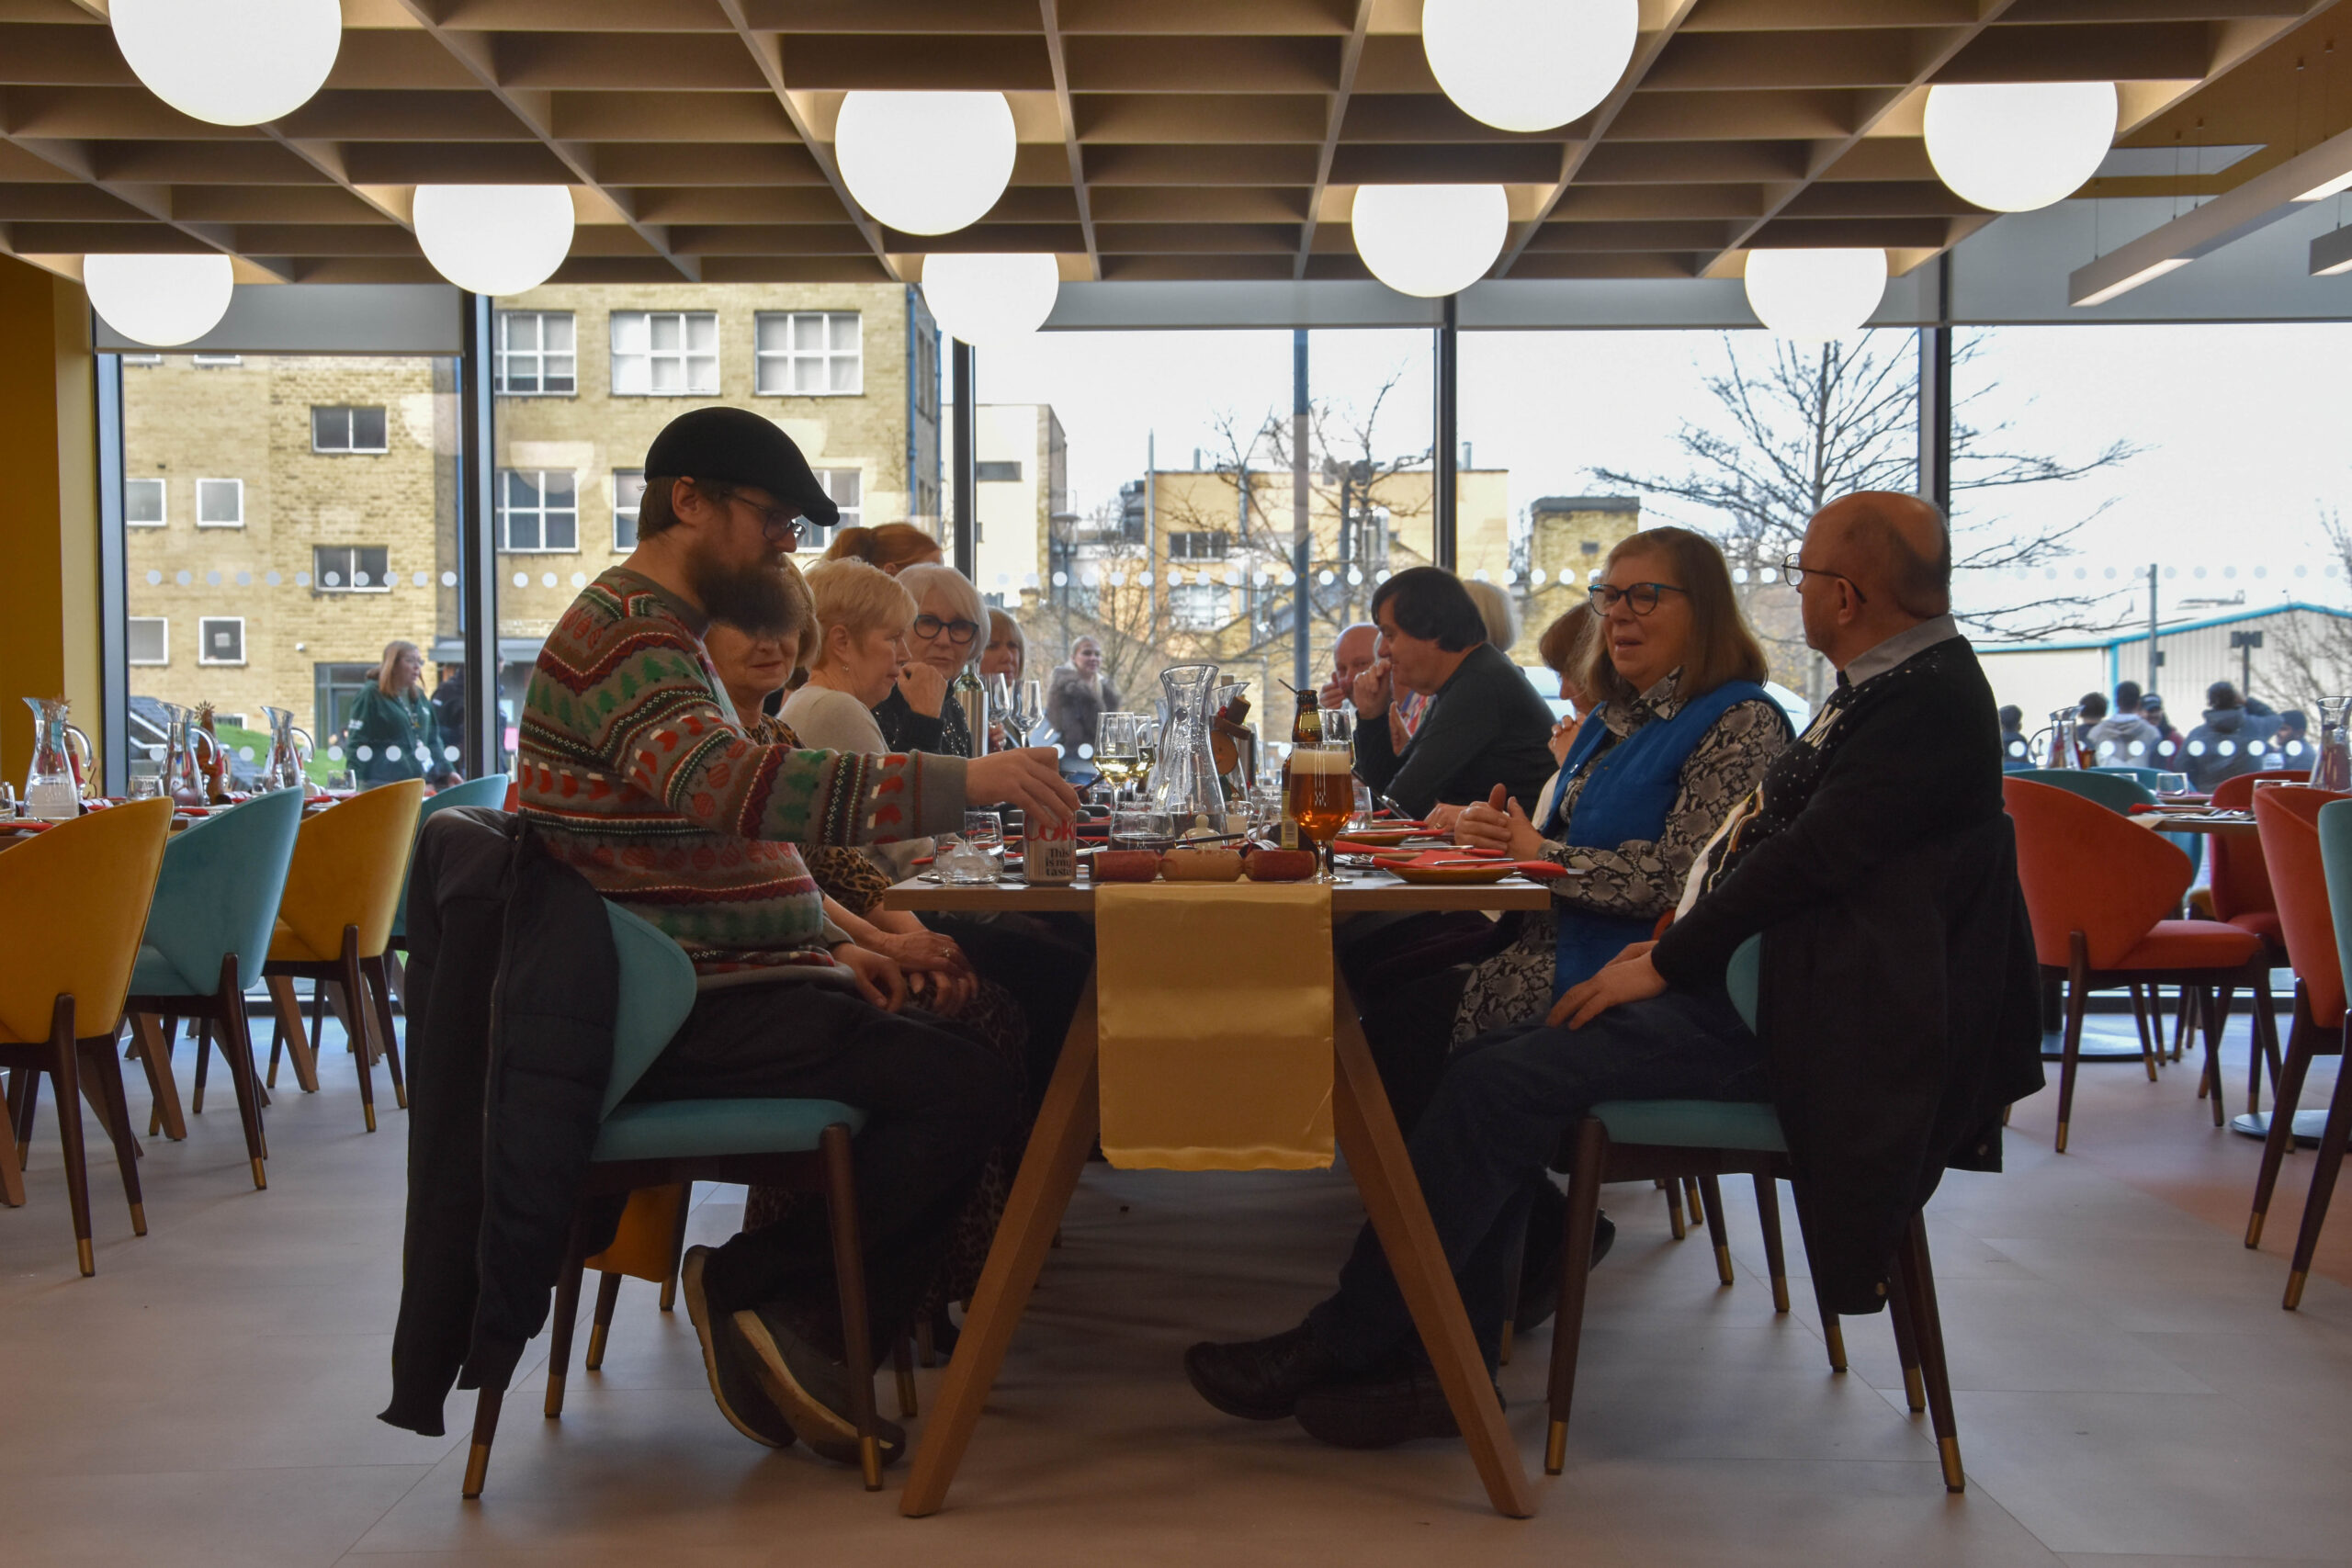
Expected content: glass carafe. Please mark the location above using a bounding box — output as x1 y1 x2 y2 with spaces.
160 702 217 808
2040 705 2083 770
1148 662 1227 830
261 705 314 794
2315 696 2351 793
22 697 90 820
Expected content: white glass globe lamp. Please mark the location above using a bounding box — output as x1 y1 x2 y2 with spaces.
835 92 1018 237
1743 249 1888 342
1924 82 2117 212
1351 185 1510 298
1421 0 1638 133
110 0 342 127
921 254 1061 349
413 186 577 297
84 254 236 347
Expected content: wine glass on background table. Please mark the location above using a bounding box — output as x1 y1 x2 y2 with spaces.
991 675 1042 751
1093 712 1145 807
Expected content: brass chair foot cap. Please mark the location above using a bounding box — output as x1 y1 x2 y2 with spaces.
861 1440 883 1493
1939 1437 1965 1492
1713 1244 1735 1286
543 1375 567 1419
395 1089 409 1111
76 1238 95 1276
461 1442 491 1499
1825 1323 1848 1372
130 1202 147 1236
585 1325 609 1371
251 1157 267 1190
1903 1367 1927 1414
2054 1122 2069 1154
364 1107 377 1133
1770 1280 1792 1314
2246 1213 2265 1248
2286 1270 2309 1311
1544 1422 1566 1475
1498 1321 1514 1366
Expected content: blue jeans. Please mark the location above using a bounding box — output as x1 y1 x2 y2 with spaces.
1309 987 1768 1369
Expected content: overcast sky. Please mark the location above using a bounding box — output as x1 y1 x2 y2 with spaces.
969 320 2352 638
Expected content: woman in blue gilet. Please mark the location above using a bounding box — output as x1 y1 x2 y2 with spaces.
1451 526 1791 1042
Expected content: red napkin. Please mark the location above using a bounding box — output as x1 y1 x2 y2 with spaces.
1387 848 1564 879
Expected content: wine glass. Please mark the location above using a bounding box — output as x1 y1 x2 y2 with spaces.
993 674 1042 750
1093 712 1144 807
1288 721 1355 885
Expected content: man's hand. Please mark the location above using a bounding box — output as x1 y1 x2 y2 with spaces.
897 660 950 718
1317 672 1346 710
967 746 1082 826
1545 950 1666 1031
1352 658 1393 719
1456 783 1545 859
831 942 909 1012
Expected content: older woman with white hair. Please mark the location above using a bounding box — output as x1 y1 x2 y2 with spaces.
874 560 989 759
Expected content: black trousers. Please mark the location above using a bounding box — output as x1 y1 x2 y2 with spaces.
628 982 1022 1344
922 910 1094 1101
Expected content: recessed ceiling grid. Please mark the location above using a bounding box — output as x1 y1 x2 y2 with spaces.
0 0 2338 288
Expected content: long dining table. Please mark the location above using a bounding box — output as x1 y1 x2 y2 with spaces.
882 866 1551 1521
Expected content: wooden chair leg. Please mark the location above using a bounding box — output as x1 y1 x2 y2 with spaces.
11 1066 40 1169
266 975 320 1093
584 1272 623 1372
364 954 407 1111
46 999 97 1276
2253 972 2284 1117
914 1316 937 1369
215 969 268 1186
1752 1173 1790 1313
0 1073 23 1207
85 1033 145 1238
1682 1175 1704 1229
892 1335 920 1420
1659 1176 1687 1241
2173 985 2190 1063
1883 1263 1927 1414
461 1388 503 1499
2203 987 2231 1128
2286 1061 2352 1310
190 1020 211 1116
1897 1216 1964 1492
129 1012 187 1142
1790 1179 1847 1372
2249 1013 2319 1248
1543 1118 1608 1475
1699 1174 1733 1287
819 1122 885 1492
544 1224 588 1419
2055 942 2088 1153
340 929 378 1133
2130 984 2159 1082
660 1181 693 1313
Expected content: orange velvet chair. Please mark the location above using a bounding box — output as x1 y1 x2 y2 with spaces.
2206 771 2307 952
2245 785 2350 1256
2004 776 2278 1152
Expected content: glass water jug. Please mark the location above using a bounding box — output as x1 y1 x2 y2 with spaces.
261 705 314 794
1148 662 1227 830
2315 696 2351 794
159 702 218 809
22 696 92 821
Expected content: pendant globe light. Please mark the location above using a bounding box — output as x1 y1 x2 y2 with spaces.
1743 249 1888 342
85 254 236 347
1351 185 1510 298
921 254 1061 349
1421 0 1639 133
835 92 1017 237
110 0 341 127
413 186 576 297
1925 82 2117 212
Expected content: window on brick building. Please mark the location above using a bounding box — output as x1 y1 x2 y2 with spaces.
192 355 241 368
754 310 860 395
496 310 576 396
127 617 168 665
612 468 646 550
196 478 243 527
311 405 389 453
312 544 390 592
816 468 861 537
499 469 578 552
1171 584 1230 629
611 310 718 396
198 617 245 666
976 460 1022 482
126 477 164 525
1170 530 1230 560
120 354 162 367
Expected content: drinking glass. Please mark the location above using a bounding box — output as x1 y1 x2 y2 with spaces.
1093 712 1146 805
1318 704 1356 750
2154 772 2190 796
962 809 1005 876
1287 739 1354 884
1110 807 1172 852
936 833 998 886
1352 780 1374 830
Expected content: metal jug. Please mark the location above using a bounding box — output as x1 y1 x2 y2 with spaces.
159 702 218 808
2033 705 2084 770
261 705 314 794
2315 696 2351 793
22 696 93 820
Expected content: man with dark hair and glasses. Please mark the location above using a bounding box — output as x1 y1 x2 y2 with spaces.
1188 491 2040 1450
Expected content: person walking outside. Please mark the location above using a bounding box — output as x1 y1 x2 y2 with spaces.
1045 636 1120 766
2184 681 2276 791
345 639 437 788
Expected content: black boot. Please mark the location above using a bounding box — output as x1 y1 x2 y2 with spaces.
1184 1322 1346 1421
1293 1348 1504 1450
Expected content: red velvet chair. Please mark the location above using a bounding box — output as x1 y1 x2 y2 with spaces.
2004 776 2278 1152
2245 785 2350 1255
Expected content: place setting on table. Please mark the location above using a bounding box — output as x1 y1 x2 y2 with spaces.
883 663 1546 1520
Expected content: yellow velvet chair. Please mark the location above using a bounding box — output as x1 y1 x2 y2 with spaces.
0 798 173 1275
259 780 424 1132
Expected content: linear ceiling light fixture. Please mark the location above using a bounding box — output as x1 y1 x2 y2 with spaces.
84 254 236 347
110 0 341 127
2313 225 2352 277
922 254 1062 348
1924 83 2118 212
835 92 1016 237
1351 186 1510 298
413 186 576 298
1420 0 1638 133
2069 125 2352 306
1742 249 1888 342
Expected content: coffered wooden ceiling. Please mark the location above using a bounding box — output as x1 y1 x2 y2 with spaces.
0 0 2341 288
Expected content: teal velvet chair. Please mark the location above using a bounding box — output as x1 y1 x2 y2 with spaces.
2095 765 2171 788
391 773 508 946
1540 934 1966 1494
2284 801 2352 1310
121 788 305 1191
2016 766 2153 813
461 901 889 1497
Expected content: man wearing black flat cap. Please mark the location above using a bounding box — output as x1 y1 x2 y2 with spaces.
517 407 1079 1468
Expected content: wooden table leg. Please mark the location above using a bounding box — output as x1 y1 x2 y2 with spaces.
1329 976 1537 1521
130 1012 188 1143
899 970 1102 1518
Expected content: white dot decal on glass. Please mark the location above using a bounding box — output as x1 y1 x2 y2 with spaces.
1139 571 1154 586
1317 570 1335 585
513 573 528 588
1108 571 1126 587
414 571 431 586
1051 570 1068 587
1531 570 1547 586
296 571 311 586
541 573 557 588
445 745 460 761
2254 566 2267 580
235 570 251 586
443 571 458 588
1472 570 1489 583
2188 740 2205 756
2073 568 2086 581
1348 569 1363 585
2218 740 2236 757
266 570 282 586
146 569 163 585
324 572 341 587
1081 568 1101 587
238 746 254 761
2103 566 2117 580
1734 569 1750 584
2008 740 2026 758
571 572 587 588
1023 572 1038 589
1375 570 1392 583
328 745 345 761
2129 741 2144 757
2193 566 2208 580
2098 741 2114 758
1078 743 1093 759
2164 566 2177 580
150 744 166 761
1168 569 1185 585
206 570 222 586
175 570 192 585
356 745 374 761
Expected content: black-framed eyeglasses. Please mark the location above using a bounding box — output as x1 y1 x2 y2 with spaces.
1587 581 1690 616
913 613 980 646
1776 553 1868 604
722 490 803 543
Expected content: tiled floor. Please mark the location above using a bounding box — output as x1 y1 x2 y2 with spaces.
5 1006 2352 1565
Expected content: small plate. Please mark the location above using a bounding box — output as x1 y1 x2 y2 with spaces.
1338 825 1423 846
1389 862 1516 886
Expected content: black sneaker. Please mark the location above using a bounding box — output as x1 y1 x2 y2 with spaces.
1516 1210 1615 1335
1294 1350 1503 1450
1184 1322 1345 1421
734 1299 908 1470
678 1247 795 1450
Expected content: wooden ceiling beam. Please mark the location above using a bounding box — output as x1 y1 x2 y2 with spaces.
713 0 895 276
1294 0 1374 278
1039 0 1101 278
